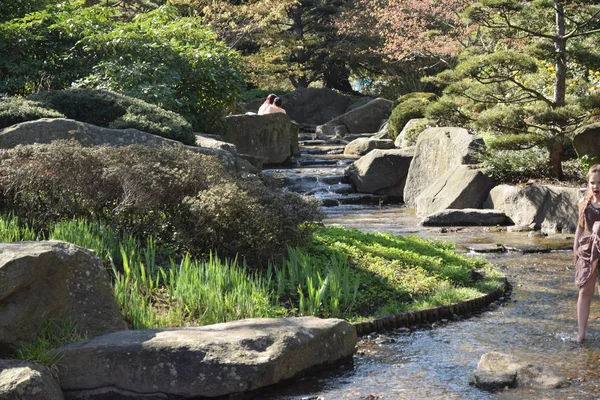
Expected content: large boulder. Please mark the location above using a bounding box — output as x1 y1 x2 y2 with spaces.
221 113 299 164
0 241 127 354
415 165 496 217
484 184 582 233
324 98 394 134
345 148 414 198
0 118 237 170
421 209 511 226
281 88 351 125
343 138 394 156
403 127 484 206
474 351 567 392
0 360 64 400
54 317 357 399
572 122 600 158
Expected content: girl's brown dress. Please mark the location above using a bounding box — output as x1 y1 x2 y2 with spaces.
575 202 600 287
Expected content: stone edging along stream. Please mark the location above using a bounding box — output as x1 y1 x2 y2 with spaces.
352 278 509 336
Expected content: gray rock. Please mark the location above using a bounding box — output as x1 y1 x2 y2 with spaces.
0 118 237 170
345 97 373 112
0 359 64 400
345 148 414 198
403 127 484 206
315 124 348 139
394 118 428 148
194 134 237 154
0 241 127 354
325 98 394 134
221 113 299 164
572 122 600 158
281 88 352 125
421 209 511 226
484 184 582 233
54 317 357 399
343 138 394 156
474 351 567 392
415 166 496 217
372 120 390 140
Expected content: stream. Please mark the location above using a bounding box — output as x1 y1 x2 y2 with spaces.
254 141 600 400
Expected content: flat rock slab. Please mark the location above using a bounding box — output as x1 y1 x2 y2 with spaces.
474 351 568 392
55 317 357 399
421 209 511 226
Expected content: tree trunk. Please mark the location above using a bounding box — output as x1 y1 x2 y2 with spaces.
289 4 309 88
549 142 564 180
323 60 352 92
553 1 567 107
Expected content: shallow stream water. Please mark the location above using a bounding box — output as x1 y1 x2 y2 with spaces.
255 145 600 399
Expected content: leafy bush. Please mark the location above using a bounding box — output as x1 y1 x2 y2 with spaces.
476 147 550 183
388 92 437 140
0 141 322 266
29 89 195 144
0 97 64 129
0 3 243 133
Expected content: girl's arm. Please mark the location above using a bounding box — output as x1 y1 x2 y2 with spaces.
574 222 583 263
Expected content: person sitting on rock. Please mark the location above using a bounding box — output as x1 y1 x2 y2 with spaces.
263 96 286 114
257 94 276 115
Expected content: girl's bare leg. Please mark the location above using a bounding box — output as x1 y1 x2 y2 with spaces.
578 266 598 341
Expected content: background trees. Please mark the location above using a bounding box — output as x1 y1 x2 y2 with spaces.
428 0 600 179
0 2 243 133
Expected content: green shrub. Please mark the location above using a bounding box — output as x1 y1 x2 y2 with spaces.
403 119 430 147
0 3 243 133
0 97 64 129
29 89 195 144
476 147 550 183
388 92 437 140
0 141 322 266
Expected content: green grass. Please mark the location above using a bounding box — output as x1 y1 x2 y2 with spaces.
1 215 503 335
14 319 87 366
307 226 503 319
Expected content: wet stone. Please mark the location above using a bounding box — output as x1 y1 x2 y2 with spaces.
465 243 507 253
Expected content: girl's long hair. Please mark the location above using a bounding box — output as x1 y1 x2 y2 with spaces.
579 164 600 227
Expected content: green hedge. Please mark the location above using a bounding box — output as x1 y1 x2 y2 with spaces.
0 97 64 128
28 89 195 145
388 92 437 140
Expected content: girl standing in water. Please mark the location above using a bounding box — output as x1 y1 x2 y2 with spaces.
574 164 600 341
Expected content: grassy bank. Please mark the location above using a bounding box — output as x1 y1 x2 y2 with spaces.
1 214 502 330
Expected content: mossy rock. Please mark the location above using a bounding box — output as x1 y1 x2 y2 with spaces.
388 92 437 140
28 88 195 145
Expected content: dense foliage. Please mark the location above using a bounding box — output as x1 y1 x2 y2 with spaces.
424 0 600 179
173 0 386 91
0 142 321 266
0 2 243 133
388 92 437 140
28 89 195 144
0 97 65 128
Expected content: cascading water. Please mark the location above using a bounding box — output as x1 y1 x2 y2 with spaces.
256 137 600 400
